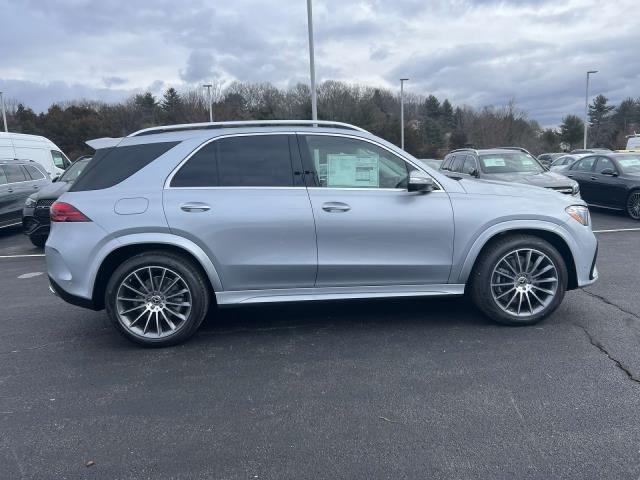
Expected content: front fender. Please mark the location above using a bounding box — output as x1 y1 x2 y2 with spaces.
452 219 579 284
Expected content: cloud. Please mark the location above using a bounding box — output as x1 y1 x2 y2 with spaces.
0 0 637 125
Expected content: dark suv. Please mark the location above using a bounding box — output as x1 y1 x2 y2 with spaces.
22 156 91 247
440 148 580 196
0 159 51 230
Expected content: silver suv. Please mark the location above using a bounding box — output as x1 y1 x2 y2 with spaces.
46 121 598 347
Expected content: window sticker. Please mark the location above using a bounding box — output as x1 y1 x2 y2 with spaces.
619 158 640 167
326 153 379 187
522 159 534 166
483 157 506 167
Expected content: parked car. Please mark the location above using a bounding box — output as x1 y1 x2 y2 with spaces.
537 153 564 167
22 157 91 247
0 159 51 230
625 134 640 151
549 154 587 172
0 132 72 178
440 148 580 196
47 120 598 347
416 158 442 170
570 148 612 154
561 152 640 219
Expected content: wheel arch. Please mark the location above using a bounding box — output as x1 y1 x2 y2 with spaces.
457 223 578 290
91 236 222 310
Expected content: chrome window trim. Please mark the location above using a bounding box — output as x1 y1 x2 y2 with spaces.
164 131 445 192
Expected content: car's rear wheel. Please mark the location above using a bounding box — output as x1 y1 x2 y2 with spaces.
29 235 47 248
469 235 568 326
626 190 640 220
105 252 210 347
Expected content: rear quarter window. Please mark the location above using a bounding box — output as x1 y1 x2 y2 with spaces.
70 142 179 192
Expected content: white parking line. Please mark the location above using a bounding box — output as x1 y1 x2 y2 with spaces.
593 228 640 233
0 254 45 259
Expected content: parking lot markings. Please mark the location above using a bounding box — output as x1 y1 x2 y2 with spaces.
593 228 640 233
0 254 46 258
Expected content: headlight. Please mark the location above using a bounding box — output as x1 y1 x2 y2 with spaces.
572 184 580 196
25 197 37 208
566 205 590 226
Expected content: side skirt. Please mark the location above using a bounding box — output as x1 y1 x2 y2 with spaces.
216 284 465 305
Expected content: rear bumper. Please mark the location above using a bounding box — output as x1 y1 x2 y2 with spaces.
49 277 98 310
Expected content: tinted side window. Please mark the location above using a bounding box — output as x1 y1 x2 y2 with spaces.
4 164 27 183
217 135 293 187
51 150 70 169
24 165 45 180
462 155 477 174
571 157 596 172
441 156 452 171
301 135 409 189
70 142 179 192
171 135 293 188
595 157 615 174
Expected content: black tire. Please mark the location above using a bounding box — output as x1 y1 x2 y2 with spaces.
469 235 568 326
29 235 47 248
105 251 210 347
626 190 640 220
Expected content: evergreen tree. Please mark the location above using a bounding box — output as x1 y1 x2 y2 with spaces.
559 115 584 149
441 99 455 131
160 88 183 123
588 94 615 148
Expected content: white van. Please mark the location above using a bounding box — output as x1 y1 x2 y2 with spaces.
626 134 640 151
0 132 71 178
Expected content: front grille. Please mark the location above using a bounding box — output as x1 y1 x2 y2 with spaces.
547 186 573 195
35 199 54 220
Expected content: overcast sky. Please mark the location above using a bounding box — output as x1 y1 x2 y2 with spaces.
0 0 637 126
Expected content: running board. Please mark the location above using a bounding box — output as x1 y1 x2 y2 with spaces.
216 284 465 305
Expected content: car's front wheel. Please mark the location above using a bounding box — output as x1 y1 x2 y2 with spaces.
105 252 210 347
469 235 568 326
626 190 640 220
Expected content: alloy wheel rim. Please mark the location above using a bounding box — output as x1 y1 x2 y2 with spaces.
116 266 192 338
628 192 640 219
490 248 558 317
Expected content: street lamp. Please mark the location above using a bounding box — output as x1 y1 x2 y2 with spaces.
0 92 8 133
400 78 409 150
306 0 318 121
203 84 213 123
584 70 598 149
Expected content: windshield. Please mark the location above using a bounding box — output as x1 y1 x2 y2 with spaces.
479 152 544 174
617 156 640 173
59 158 91 182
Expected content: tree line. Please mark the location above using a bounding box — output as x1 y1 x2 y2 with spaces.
3 81 639 160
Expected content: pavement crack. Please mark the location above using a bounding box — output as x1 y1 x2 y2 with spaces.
574 324 640 385
580 288 640 321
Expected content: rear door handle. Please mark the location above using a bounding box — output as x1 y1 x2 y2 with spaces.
180 202 210 212
322 202 351 213
590 176 597 180
7 188 13 193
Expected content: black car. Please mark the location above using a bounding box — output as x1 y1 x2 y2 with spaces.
0 159 51 230
440 148 580 196
560 153 640 219
22 157 91 246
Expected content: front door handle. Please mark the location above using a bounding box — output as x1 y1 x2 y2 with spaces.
180 202 211 212
566 174 573 178
7 188 13 193
322 202 351 213
590 176 597 180
33 185 39 189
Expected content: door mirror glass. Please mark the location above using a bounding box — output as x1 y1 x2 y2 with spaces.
408 171 434 193
469 167 478 177
600 168 617 176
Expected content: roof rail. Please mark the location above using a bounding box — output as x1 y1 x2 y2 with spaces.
128 120 370 137
494 146 533 155
448 148 478 154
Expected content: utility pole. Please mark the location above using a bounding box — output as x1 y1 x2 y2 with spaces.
584 70 597 149
400 78 409 150
203 84 213 122
0 92 8 132
306 0 318 121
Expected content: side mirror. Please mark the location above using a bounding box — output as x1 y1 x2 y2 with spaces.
600 168 617 176
51 175 59 183
408 171 435 193
469 168 479 177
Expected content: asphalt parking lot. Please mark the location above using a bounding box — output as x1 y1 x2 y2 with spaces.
1 210 639 479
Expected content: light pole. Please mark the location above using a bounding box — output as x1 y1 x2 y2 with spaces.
400 78 409 150
203 84 213 122
0 92 8 133
306 0 318 121
583 70 597 149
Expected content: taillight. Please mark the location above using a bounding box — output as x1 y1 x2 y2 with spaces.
50 202 91 222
